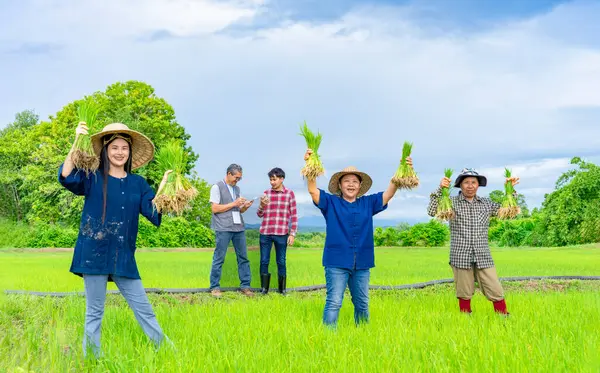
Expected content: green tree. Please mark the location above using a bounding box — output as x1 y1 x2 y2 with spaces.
396 222 411 232
0 81 211 228
531 157 600 246
0 110 40 221
0 109 39 135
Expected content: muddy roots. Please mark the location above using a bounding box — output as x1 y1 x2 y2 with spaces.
392 176 420 189
153 187 198 215
71 150 100 176
498 206 521 219
301 165 325 180
435 209 456 221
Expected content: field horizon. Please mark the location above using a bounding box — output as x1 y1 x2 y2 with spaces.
1 246 599 372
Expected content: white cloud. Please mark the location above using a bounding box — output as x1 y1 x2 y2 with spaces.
479 158 573 185
2 0 265 43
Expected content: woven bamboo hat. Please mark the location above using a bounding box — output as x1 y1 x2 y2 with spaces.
90 123 155 170
328 166 373 197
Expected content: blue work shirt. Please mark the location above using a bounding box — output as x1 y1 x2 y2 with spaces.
58 164 162 280
314 189 388 270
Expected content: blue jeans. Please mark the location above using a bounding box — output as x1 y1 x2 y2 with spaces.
259 234 288 276
210 231 251 290
323 267 370 327
83 274 166 358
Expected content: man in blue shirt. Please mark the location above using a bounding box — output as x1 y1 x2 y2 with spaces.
304 149 413 327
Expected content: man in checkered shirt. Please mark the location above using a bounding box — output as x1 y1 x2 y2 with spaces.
427 168 519 315
256 167 298 295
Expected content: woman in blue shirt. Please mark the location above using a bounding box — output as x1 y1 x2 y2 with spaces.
304 149 412 327
59 122 171 357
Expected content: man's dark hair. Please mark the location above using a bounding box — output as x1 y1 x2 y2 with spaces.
268 167 285 179
227 164 242 175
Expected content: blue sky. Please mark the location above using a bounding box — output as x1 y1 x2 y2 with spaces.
1 0 600 226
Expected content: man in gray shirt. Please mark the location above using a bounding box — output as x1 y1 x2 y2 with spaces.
209 164 254 297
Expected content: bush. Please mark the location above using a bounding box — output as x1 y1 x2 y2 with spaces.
0 216 216 249
374 227 401 246
244 229 326 249
374 221 450 247
137 216 215 248
244 229 261 247
398 220 449 247
292 232 326 248
0 219 34 248
488 218 535 247
26 222 78 248
0 219 78 248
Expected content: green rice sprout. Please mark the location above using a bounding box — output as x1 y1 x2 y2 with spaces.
436 168 455 221
71 101 100 176
153 140 198 215
392 141 419 189
299 121 325 179
498 168 521 219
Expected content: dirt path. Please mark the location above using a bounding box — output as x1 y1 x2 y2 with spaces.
6 277 599 298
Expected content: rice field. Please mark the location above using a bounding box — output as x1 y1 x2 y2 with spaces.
1 246 599 372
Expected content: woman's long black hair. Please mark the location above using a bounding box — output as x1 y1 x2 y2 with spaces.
99 133 133 224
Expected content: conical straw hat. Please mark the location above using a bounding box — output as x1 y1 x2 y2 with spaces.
328 166 373 197
90 123 155 170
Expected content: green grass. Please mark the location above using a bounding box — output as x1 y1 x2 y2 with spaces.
1 246 599 372
1 246 599 292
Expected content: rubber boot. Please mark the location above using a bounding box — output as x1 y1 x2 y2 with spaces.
260 273 271 295
493 299 509 315
459 298 472 313
278 275 287 295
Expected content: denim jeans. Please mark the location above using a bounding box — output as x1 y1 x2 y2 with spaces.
83 274 165 358
259 234 288 276
209 231 251 290
323 267 370 327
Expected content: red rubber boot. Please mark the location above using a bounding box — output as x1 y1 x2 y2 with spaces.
493 299 509 315
459 298 472 313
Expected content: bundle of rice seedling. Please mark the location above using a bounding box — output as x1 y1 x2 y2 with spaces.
299 121 325 179
153 140 198 215
391 141 419 189
498 168 521 219
71 101 100 176
435 168 455 221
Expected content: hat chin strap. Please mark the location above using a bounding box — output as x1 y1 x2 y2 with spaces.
103 133 132 146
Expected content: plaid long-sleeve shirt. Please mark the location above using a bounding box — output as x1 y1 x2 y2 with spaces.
427 187 505 269
257 186 298 236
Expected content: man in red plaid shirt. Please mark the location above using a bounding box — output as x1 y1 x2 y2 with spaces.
256 167 298 295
